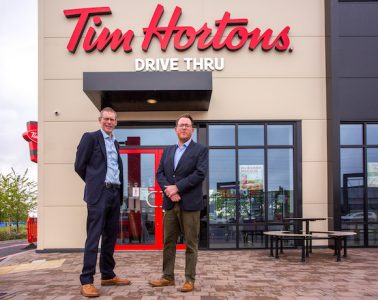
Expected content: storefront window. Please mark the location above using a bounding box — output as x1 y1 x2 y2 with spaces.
239 149 265 222
367 148 378 226
117 122 297 250
208 149 236 249
340 148 363 218
115 127 197 146
268 149 294 221
367 124 378 145
340 122 378 247
209 122 296 249
340 124 363 145
209 149 236 224
208 125 235 146
267 125 293 145
238 125 264 146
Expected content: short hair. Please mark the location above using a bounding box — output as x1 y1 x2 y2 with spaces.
100 107 117 119
175 113 194 126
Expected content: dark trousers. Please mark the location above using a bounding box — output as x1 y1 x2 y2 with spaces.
80 188 120 285
162 203 200 283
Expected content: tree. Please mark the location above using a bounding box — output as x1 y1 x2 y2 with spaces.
0 169 37 232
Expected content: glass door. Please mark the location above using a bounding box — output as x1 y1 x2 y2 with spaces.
115 149 185 250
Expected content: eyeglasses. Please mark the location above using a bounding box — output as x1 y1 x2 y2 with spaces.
102 117 116 122
177 124 192 129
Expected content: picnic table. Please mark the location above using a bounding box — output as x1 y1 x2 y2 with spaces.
264 230 357 262
284 217 326 234
263 231 312 262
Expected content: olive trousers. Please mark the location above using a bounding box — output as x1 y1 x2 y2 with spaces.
162 203 201 283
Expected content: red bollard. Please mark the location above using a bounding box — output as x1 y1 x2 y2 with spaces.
26 217 38 244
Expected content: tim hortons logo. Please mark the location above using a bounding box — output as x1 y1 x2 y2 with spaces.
24 131 38 144
63 4 291 54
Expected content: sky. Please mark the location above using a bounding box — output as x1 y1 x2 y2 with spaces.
0 0 38 181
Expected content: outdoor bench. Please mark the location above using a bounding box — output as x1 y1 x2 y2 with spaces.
309 231 356 261
263 231 312 262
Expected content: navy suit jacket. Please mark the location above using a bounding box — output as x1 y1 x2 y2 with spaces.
156 140 208 211
74 130 124 205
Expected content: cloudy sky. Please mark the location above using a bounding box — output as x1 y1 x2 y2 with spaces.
0 0 37 181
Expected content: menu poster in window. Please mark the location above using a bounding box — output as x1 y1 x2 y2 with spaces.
239 165 264 191
368 162 378 187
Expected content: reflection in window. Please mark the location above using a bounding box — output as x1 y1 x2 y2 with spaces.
209 225 236 249
268 149 294 221
267 125 293 145
119 153 157 245
340 123 378 247
209 150 236 225
238 125 264 146
209 125 235 146
367 124 378 145
239 149 265 222
367 149 378 221
340 124 363 145
114 128 197 146
340 148 363 218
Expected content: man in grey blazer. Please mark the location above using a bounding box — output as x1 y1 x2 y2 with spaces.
149 114 208 292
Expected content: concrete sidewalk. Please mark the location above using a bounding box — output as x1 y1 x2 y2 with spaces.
0 247 377 299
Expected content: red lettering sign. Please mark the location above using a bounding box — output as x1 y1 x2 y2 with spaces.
64 4 291 53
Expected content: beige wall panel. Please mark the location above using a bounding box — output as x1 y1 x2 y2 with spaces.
203 0 324 36
302 203 328 232
209 78 325 120
302 162 328 205
44 0 323 37
44 80 99 121
43 206 87 248
115 78 326 121
44 164 85 207
302 120 327 162
44 122 98 164
43 36 324 79
44 0 207 38
44 77 325 122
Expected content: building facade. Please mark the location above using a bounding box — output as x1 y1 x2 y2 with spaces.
37 0 378 251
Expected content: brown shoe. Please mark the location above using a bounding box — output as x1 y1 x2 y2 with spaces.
101 276 131 286
148 278 175 287
180 281 194 292
80 284 100 297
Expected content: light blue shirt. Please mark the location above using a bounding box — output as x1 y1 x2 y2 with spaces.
174 139 191 170
101 129 120 184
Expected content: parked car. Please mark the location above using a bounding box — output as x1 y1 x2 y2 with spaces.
341 211 377 222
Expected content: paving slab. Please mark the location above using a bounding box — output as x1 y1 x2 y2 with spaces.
0 248 377 299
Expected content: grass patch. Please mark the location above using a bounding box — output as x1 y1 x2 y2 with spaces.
0 224 27 241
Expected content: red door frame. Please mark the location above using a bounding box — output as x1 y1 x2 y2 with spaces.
115 148 185 251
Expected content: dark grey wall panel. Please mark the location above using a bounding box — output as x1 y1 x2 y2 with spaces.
338 37 378 77
326 0 378 232
339 3 378 36
339 78 378 120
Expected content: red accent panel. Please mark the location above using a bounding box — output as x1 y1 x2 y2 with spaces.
117 148 185 251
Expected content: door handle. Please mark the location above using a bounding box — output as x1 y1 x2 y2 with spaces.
146 191 163 208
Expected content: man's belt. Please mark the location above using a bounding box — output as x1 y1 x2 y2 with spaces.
105 182 121 189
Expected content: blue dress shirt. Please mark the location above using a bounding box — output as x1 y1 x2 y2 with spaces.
174 139 192 170
101 129 120 184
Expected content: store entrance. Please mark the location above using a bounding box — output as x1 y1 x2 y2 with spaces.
115 148 185 250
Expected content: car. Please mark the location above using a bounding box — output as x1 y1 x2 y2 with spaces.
341 211 377 222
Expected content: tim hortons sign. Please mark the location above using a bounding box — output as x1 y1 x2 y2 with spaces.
63 4 292 54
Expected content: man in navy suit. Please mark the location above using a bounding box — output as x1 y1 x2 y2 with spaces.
149 114 208 292
75 107 131 297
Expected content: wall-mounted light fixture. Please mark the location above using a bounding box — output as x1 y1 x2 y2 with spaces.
146 99 158 104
